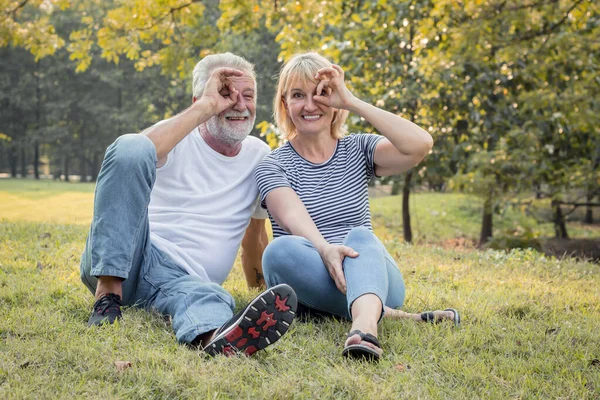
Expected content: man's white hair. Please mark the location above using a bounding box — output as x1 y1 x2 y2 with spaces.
192 52 256 99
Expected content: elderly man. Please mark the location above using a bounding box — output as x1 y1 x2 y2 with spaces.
80 53 297 356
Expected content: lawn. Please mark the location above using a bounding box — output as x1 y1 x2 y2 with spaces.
1 179 599 399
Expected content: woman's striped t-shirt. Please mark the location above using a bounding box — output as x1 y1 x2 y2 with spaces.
254 133 383 244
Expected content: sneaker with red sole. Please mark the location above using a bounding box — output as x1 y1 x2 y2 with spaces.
203 284 297 357
87 293 122 326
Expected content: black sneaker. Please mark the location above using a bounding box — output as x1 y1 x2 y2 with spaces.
203 284 297 356
87 293 123 326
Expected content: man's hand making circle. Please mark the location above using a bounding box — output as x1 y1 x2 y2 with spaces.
198 68 246 117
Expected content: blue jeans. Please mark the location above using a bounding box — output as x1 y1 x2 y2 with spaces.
80 134 235 343
262 227 405 320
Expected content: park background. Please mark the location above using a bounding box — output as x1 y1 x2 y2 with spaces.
1 0 599 398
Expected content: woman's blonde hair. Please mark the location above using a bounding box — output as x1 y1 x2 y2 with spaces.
274 52 348 140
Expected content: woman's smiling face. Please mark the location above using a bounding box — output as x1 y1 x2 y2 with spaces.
284 77 334 137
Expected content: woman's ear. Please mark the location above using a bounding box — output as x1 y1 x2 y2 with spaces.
282 96 289 112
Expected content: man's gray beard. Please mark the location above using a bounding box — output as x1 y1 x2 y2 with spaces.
205 114 256 146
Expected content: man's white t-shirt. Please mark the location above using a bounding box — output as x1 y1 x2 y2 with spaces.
148 127 270 284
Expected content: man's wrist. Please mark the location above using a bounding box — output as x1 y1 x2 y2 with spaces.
190 98 216 126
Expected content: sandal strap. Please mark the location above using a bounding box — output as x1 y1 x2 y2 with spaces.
347 330 381 349
421 311 435 323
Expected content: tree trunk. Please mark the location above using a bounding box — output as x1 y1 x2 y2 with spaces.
34 63 41 180
552 199 569 239
33 140 40 179
20 146 26 177
585 192 594 224
63 155 70 182
9 143 17 177
80 155 88 182
117 85 122 137
402 171 413 243
534 182 542 199
479 194 493 246
90 153 100 182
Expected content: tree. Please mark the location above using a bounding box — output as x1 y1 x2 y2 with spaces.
425 0 597 244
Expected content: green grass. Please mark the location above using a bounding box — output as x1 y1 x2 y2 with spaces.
371 192 600 243
1 179 599 399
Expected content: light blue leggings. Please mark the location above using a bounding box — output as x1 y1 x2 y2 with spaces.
262 227 405 320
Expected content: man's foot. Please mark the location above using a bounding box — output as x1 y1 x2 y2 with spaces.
87 293 123 326
203 284 297 357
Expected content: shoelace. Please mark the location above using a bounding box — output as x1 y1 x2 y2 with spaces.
96 294 122 315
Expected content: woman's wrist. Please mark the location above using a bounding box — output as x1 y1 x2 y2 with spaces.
314 239 330 254
345 95 365 114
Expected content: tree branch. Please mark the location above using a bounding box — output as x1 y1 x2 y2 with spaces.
559 202 600 207
1 0 29 22
512 0 585 43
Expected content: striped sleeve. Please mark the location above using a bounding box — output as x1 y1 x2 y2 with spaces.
350 133 384 179
254 156 291 209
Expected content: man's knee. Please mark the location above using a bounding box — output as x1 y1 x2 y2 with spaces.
104 134 157 171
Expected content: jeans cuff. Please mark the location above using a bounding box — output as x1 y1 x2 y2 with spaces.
347 286 386 323
90 267 128 280
177 320 228 344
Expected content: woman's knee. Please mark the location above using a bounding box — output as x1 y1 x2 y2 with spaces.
344 226 381 250
262 236 298 274
262 236 310 286
346 226 375 242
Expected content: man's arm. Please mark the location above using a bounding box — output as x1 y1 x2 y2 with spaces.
241 218 268 289
143 68 245 167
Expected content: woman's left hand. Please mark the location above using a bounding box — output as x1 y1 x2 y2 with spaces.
313 64 356 111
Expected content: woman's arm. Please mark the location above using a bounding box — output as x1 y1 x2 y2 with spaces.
313 65 433 177
265 187 358 294
348 99 433 177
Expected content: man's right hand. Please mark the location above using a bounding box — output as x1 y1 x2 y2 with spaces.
195 68 245 121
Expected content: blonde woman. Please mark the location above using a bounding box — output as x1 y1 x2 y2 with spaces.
255 53 459 361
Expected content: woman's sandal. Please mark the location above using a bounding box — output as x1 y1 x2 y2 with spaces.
420 308 461 327
342 330 381 362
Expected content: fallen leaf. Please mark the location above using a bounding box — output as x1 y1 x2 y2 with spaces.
114 361 132 371
516 340 522 346
590 359 600 368
395 363 410 372
38 232 51 239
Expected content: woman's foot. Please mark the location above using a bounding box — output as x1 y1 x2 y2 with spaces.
344 294 384 360
344 325 382 356
343 330 382 361
384 306 460 326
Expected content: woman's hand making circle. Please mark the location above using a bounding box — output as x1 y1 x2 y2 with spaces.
313 64 357 110
317 243 359 294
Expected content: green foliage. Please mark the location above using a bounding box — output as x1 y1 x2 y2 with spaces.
0 0 69 60
1 0 598 242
